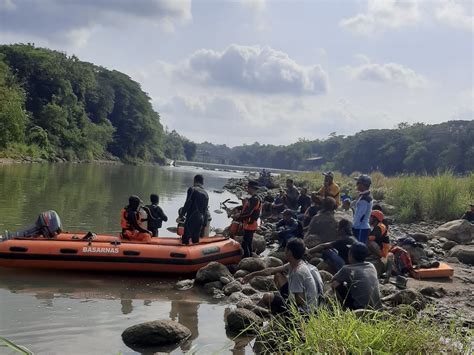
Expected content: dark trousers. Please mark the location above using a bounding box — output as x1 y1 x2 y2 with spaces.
322 249 345 273
182 214 203 245
352 228 370 244
242 229 254 258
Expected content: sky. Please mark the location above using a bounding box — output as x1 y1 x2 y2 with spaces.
0 0 472 146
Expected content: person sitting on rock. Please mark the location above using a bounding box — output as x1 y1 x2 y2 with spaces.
318 171 341 207
331 242 382 310
461 203 474 223
261 192 275 219
339 197 354 218
297 187 312 216
272 190 286 216
284 178 300 210
241 238 324 314
367 210 390 259
276 210 302 248
307 219 356 273
302 192 323 228
120 195 152 242
305 197 338 245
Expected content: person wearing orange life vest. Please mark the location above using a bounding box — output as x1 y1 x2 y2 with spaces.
238 180 262 258
367 210 390 258
120 195 152 243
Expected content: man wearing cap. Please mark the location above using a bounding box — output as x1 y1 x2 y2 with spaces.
461 203 474 223
352 175 373 244
238 180 262 258
179 174 209 245
318 172 341 207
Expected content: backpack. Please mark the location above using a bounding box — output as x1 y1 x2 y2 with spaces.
390 246 414 275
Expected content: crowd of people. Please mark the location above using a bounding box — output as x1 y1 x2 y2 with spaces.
120 171 474 318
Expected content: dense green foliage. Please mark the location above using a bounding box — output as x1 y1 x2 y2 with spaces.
196 121 474 175
0 44 193 163
163 130 197 161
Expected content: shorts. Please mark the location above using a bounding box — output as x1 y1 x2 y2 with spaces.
270 283 289 314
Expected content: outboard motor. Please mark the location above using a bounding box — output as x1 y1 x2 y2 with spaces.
4 210 62 239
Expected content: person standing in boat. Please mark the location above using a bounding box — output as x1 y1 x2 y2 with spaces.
121 195 152 242
143 194 168 237
178 174 209 245
238 180 262 258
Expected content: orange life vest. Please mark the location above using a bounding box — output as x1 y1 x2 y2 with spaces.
369 223 390 257
120 208 151 242
242 197 262 231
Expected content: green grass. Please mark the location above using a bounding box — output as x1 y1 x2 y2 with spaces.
0 336 33 354
283 171 473 223
252 304 472 354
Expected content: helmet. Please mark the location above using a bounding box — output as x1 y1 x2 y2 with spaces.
355 174 372 188
371 210 385 222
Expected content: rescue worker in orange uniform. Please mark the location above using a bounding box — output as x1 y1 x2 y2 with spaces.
367 210 390 258
238 180 261 258
121 195 152 243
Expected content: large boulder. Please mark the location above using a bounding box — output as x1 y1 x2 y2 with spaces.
234 269 249 278
195 262 232 284
234 234 266 255
448 245 474 265
228 291 249 303
305 211 338 245
250 276 277 292
122 320 191 350
268 250 287 263
226 308 263 334
433 220 474 244
223 280 243 295
264 256 284 268
175 279 194 291
237 257 267 273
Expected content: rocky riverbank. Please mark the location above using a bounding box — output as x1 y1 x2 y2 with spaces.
122 176 473 353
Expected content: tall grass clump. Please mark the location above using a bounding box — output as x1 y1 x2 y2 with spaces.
424 172 467 221
253 304 471 354
386 176 424 222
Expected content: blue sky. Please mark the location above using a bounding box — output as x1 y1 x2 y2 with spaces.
0 0 472 145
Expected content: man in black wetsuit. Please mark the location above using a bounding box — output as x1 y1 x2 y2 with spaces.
178 175 209 245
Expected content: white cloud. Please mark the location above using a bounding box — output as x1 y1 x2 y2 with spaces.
340 0 420 35
0 0 192 46
239 0 267 12
344 59 428 88
435 0 473 32
184 44 329 95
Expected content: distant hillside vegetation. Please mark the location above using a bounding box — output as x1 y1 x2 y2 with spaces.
195 121 474 175
0 44 195 163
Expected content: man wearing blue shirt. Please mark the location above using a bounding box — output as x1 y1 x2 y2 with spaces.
352 175 373 244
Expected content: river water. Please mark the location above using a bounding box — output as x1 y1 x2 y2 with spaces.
0 163 252 354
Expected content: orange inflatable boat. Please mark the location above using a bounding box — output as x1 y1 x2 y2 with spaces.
0 232 242 274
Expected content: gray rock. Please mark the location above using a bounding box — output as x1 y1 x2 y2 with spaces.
237 257 267 273
381 289 428 310
212 289 226 299
264 256 283 268
319 270 333 283
268 250 287 263
223 280 243 296
442 240 458 251
234 234 266 255
309 256 322 267
250 276 276 292
228 291 249 303
122 320 191 349
409 233 429 243
448 245 474 265
420 286 447 298
175 279 194 290
234 269 249 278
220 276 233 285
236 298 255 309
242 286 259 295
444 256 460 263
226 308 262 334
195 262 232 284
203 281 224 292
433 219 474 244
